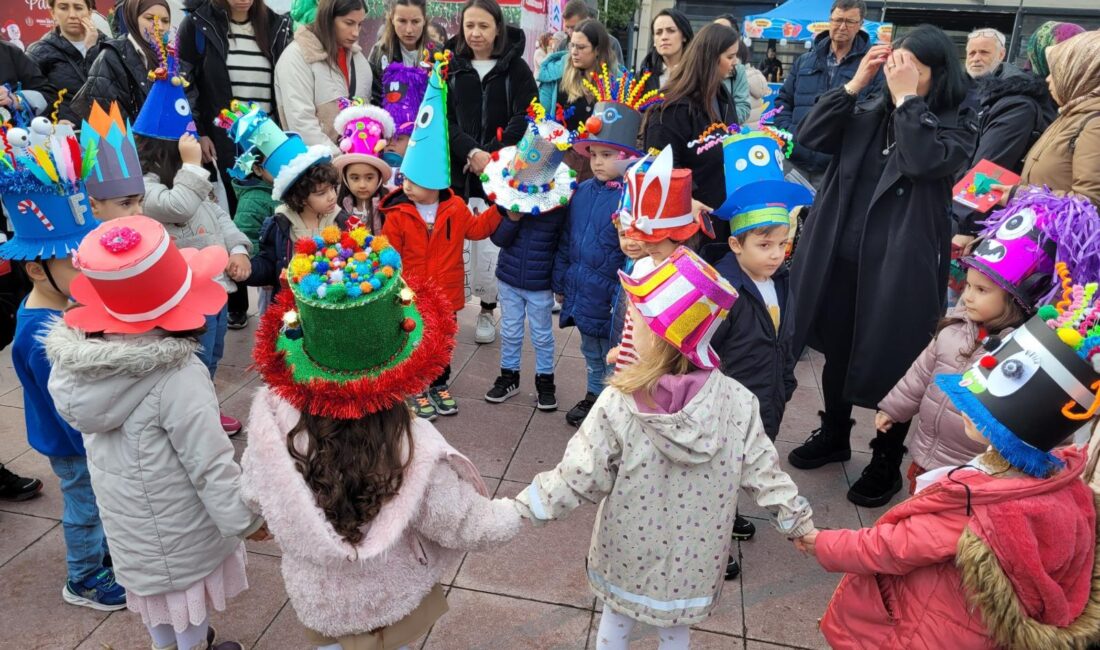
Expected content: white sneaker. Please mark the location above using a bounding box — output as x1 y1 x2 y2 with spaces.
475 310 497 344
552 298 562 313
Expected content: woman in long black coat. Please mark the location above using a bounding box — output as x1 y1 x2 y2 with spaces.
785 25 976 504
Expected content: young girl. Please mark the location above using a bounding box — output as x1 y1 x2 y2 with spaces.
44 216 268 650
873 190 1100 497
333 98 394 233
243 226 520 650
801 278 1100 649
514 247 815 650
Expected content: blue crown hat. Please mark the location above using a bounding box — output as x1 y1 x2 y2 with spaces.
81 101 144 200
132 27 197 141
215 100 333 200
400 52 452 191
0 120 100 260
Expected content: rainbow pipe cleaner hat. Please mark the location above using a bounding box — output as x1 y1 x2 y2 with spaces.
962 189 1100 311
215 100 332 200
132 24 196 140
400 52 452 191
572 64 662 159
936 264 1100 477
253 225 455 419
81 101 144 200
0 117 99 260
618 246 738 369
690 110 813 234
333 96 394 182
480 100 577 214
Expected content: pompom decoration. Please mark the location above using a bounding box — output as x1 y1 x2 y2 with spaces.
99 226 142 254
286 226 400 304
1040 270 1100 366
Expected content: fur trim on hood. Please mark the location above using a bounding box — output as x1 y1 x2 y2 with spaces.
293 24 361 66
978 65 1054 108
41 317 199 380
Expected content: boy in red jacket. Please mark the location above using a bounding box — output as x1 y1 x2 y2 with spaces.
381 54 502 420
798 273 1100 650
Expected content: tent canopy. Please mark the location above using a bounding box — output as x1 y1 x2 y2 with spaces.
744 0 892 44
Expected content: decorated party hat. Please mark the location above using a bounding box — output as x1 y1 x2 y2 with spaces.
573 64 662 158
618 246 738 369
333 97 393 182
381 59 430 139
962 189 1100 310
81 101 144 200
253 226 456 419
479 100 577 214
619 146 710 243
400 52 451 191
0 118 99 260
692 111 813 233
132 24 196 140
936 266 1100 477
215 99 332 200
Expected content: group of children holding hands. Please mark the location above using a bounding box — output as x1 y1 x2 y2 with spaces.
4 37 1100 650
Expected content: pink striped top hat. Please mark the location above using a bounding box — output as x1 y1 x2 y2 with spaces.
618 246 738 369
66 216 229 334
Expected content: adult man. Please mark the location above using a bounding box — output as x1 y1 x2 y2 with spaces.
952 28 1055 244
774 0 884 187
556 0 624 68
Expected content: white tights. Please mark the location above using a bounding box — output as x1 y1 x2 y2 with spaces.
147 616 209 650
595 605 690 650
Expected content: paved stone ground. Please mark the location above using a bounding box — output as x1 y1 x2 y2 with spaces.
0 299 907 649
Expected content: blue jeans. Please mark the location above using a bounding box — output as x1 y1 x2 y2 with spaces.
48 456 107 584
579 333 613 396
498 280 555 375
197 305 228 379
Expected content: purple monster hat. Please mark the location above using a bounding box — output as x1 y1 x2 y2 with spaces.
962 188 1100 310
381 60 429 138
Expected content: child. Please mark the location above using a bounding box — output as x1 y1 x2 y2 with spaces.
0 118 122 609
554 77 646 425
243 226 520 650
480 107 574 411
800 275 1100 649
81 101 145 221
379 59 430 189
513 247 815 649
134 61 252 436
607 213 647 351
871 190 1100 501
44 216 269 650
333 97 394 233
230 159 279 314
381 55 502 421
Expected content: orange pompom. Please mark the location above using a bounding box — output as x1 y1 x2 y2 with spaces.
381 266 394 278
324 247 338 259
354 251 369 262
370 236 390 252
359 281 373 294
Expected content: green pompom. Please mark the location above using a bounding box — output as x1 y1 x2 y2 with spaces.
479 173 489 182
1038 304 1059 321
559 196 569 205
326 282 347 302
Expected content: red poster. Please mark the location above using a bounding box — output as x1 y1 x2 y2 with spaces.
3 0 117 51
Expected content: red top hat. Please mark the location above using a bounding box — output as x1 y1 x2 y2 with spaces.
66 216 229 334
620 146 706 244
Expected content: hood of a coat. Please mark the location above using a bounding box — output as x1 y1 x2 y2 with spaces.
978 64 1053 108
630 371 728 466
293 24 361 65
42 318 199 434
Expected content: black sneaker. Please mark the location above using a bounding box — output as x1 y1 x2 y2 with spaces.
787 411 853 470
725 556 740 580
485 369 520 403
847 436 905 508
566 392 597 426
731 515 756 541
0 464 43 501
535 373 557 411
227 311 249 330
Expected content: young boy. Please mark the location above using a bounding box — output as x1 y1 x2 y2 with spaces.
380 56 502 421
480 113 574 411
0 120 126 609
81 101 145 221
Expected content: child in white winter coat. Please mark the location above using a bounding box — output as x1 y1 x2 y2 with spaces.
45 216 268 650
243 225 520 649
513 247 816 650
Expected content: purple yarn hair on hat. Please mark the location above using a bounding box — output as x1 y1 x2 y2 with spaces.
381 61 429 138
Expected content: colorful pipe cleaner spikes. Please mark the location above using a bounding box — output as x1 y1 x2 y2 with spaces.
1038 262 1100 370
0 118 94 189
212 99 262 131
287 226 402 303
145 21 188 87
580 64 664 111
687 107 795 157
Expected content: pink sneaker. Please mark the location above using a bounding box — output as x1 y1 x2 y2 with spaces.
220 413 243 436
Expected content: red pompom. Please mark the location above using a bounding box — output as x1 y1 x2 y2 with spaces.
979 355 997 369
585 116 603 135
295 238 318 255
487 192 497 202
401 317 416 332
490 151 500 162
340 234 357 250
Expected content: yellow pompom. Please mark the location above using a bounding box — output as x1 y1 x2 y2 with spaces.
370 235 390 252
288 255 313 280
1058 328 1084 348
349 227 369 247
321 225 341 244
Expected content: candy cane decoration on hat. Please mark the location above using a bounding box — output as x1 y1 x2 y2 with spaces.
18 200 54 231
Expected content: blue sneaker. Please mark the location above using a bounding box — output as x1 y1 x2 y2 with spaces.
62 567 126 611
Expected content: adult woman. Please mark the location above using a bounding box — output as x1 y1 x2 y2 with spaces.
367 0 431 105
533 31 552 76
1025 21 1085 79
785 25 975 506
643 23 738 239
275 0 371 151
71 0 173 121
26 0 109 124
713 15 752 124
635 9 693 96
537 18 616 132
760 46 783 82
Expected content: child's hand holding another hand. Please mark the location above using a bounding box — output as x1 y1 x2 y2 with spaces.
606 346 619 365
875 411 894 432
247 523 272 542
226 254 252 282
179 133 203 167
